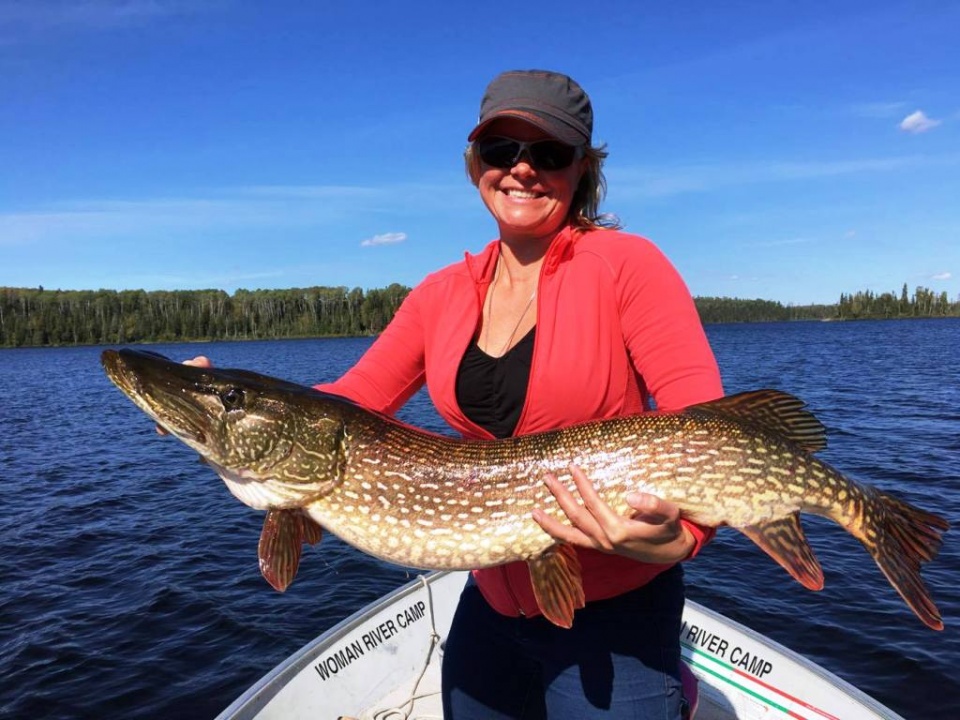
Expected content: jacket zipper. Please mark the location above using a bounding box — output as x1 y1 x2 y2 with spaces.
465 240 547 618
500 276 542 618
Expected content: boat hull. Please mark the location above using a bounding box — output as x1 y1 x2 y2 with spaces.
217 571 905 720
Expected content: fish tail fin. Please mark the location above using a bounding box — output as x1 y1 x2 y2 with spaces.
860 489 949 631
740 513 825 590
258 509 324 592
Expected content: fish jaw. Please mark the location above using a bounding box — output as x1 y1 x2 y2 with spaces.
101 349 212 448
102 349 346 505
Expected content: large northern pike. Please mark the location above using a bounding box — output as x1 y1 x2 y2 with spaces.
101 349 948 630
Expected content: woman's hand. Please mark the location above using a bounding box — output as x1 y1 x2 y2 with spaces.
156 356 212 435
531 465 695 565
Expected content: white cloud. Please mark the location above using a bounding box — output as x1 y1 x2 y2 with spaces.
609 152 960 200
931 272 952 281
0 181 477 249
0 186 408 247
235 185 379 200
899 110 942 134
0 0 228 50
361 232 407 247
0 1 208 31
0 196 340 246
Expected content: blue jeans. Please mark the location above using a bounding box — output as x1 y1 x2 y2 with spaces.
441 565 687 719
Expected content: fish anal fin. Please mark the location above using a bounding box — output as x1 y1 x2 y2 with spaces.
258 509 323 592
740 514 824 590
690 390 828 453
528 544 585 628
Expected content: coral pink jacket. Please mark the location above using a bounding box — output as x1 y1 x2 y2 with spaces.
316 226 724 617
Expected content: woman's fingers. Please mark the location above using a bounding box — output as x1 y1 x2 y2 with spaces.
535 467 625 552
533 466 695 563
532 472 601 547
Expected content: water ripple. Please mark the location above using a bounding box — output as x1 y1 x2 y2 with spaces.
1 325 958 719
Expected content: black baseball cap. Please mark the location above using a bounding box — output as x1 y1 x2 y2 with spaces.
467 70 593 147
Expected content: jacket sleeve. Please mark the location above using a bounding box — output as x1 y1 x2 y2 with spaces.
617 238 723 411
617 237 725 557
313 285 427 415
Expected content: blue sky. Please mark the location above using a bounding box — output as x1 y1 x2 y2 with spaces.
1 1 957 305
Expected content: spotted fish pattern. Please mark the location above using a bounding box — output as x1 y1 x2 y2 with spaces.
102 349 949 630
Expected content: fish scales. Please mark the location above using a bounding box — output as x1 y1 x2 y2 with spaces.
101 349 949 630
399 419 827 552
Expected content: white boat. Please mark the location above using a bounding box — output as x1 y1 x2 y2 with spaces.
216 570 905 720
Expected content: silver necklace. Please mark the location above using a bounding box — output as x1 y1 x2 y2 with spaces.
484 258 537 357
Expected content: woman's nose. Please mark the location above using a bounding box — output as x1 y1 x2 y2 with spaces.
510 159 537 179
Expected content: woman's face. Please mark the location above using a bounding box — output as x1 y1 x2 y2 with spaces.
475 118 586 244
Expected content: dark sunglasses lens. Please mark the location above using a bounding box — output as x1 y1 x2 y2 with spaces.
477 138 521 168
476 138 578 170
529 141 576 170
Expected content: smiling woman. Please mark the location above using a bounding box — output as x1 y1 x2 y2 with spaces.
307 69 725 720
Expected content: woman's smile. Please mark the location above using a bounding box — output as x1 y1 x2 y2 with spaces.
476 118 585 244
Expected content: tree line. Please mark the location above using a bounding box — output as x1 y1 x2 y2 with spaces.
0 283 957 348
0 285 410 348
836 284 954 320
693 297 836 324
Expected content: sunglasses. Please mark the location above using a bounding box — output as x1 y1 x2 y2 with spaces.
475 136 582 171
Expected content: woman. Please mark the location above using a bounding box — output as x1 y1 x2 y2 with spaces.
181 70 722 718
314 70 723 719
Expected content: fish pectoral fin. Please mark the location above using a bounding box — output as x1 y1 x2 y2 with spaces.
527 544 586 629
258 509 323 592
740 514 824 590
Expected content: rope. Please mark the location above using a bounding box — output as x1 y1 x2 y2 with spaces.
370 575 443 720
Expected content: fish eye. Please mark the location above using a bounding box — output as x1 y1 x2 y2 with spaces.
221 388 245 410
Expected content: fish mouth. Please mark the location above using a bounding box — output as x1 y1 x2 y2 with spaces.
102 349 211 446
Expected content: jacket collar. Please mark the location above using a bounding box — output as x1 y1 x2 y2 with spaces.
463 226 579 284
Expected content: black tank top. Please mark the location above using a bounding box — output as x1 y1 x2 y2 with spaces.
455 328 535 439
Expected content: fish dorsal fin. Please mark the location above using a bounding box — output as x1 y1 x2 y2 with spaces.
689 390 828 452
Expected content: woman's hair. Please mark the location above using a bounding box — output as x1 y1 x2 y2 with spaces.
464 142 622 231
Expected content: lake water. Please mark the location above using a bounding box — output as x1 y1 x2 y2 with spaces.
1 319 958 719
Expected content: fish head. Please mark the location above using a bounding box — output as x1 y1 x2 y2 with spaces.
101 349 347 509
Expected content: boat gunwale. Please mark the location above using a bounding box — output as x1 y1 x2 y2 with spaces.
681 599 907 719
214 570 462 720
216 570 907 720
